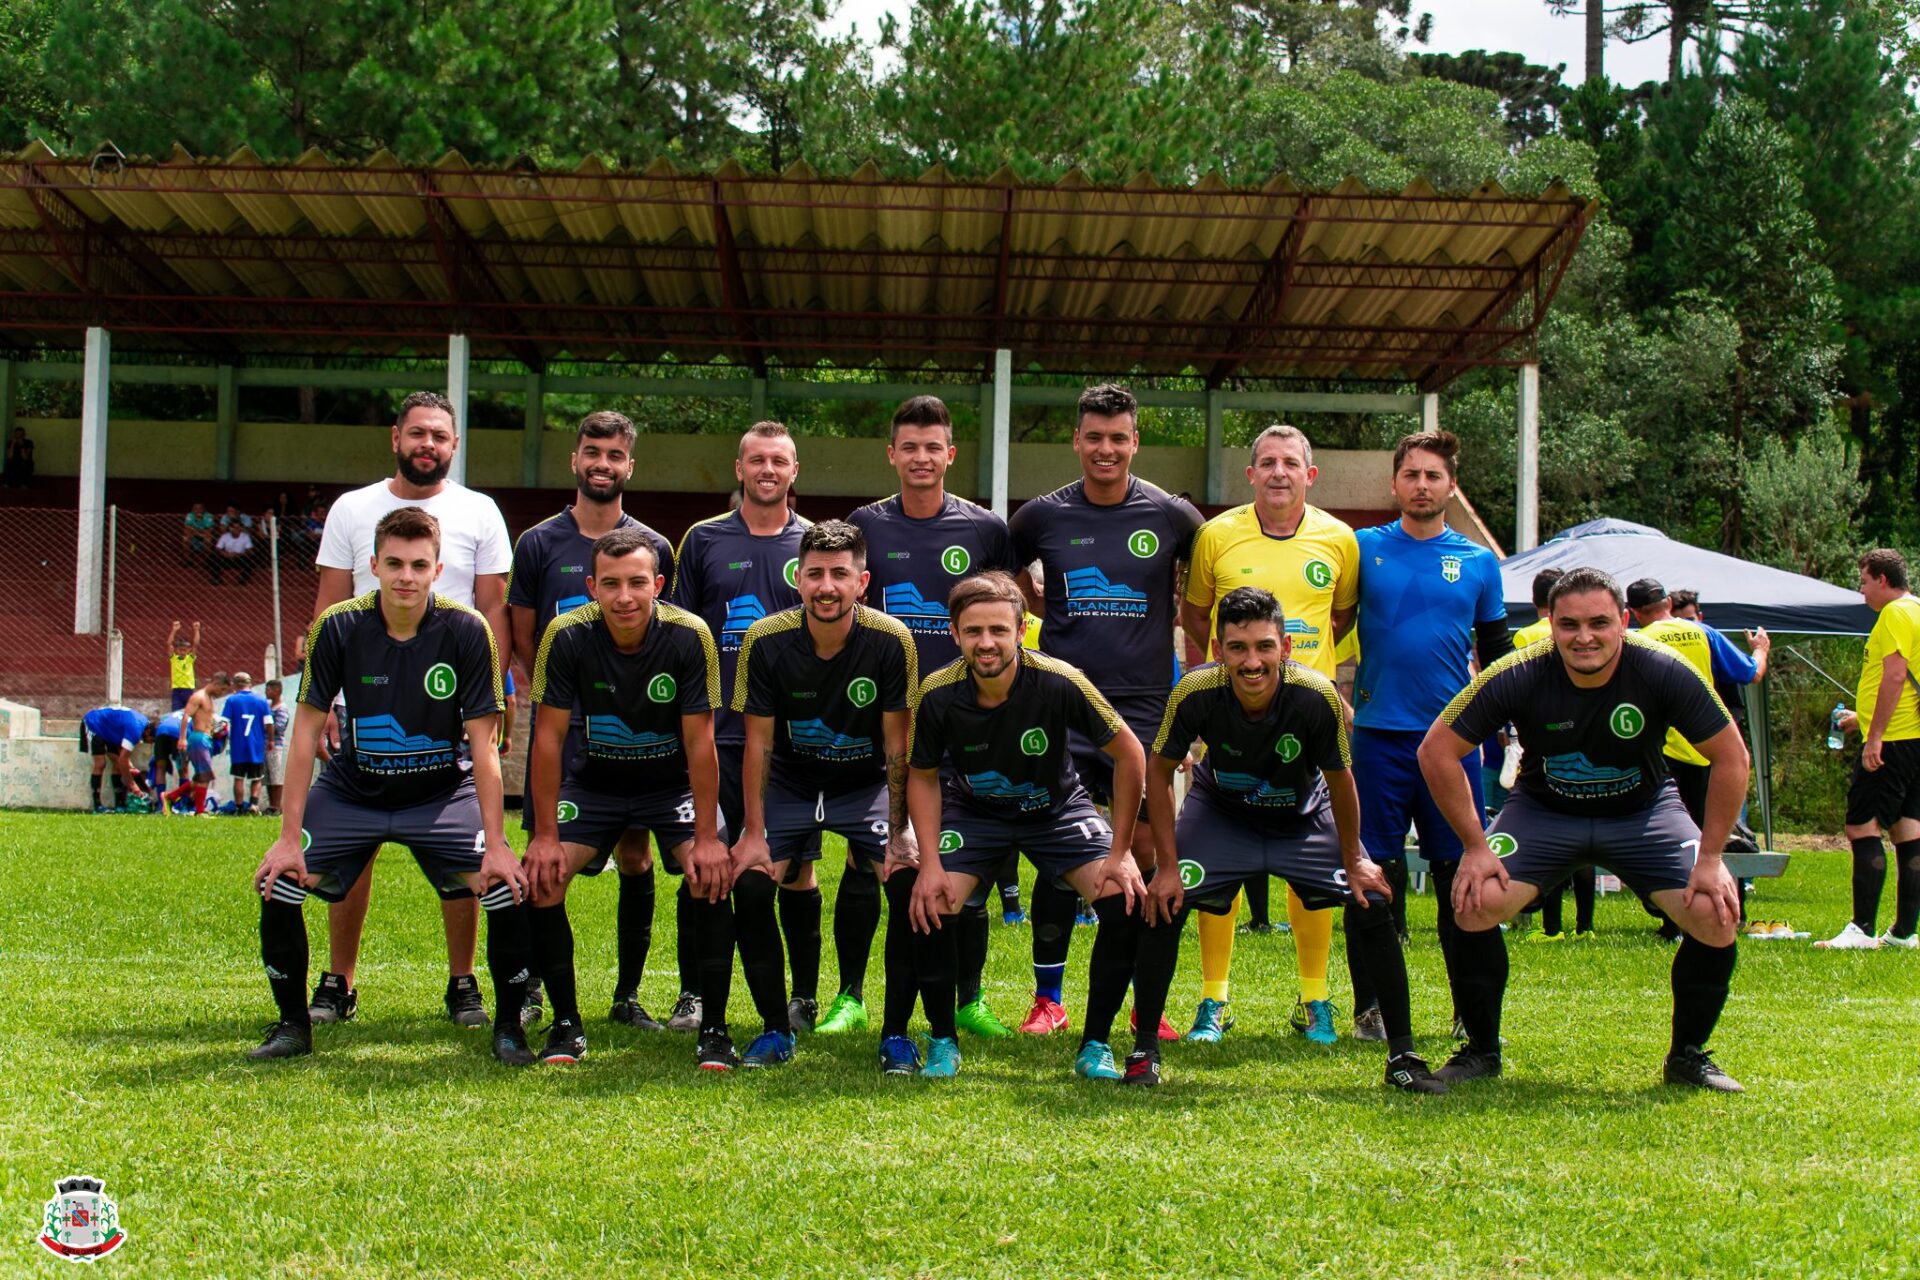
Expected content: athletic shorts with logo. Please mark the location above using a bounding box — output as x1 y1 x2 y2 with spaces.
718 742 819 863
1353 725 1486 863
299 776 489 903
933 789 1112 889
1069 690 1166 814
1486 783 1701 904
554 784 726 875
1173 787 1369 912
1845 737 1920 828
763 776 890 866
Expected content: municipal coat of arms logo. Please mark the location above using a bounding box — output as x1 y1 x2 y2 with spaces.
39 1176 126 1263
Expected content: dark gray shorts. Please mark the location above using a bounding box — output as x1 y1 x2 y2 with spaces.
300 778 486 903
934 791 1111 890
1488 785 1701 902
763 776 890 866
554 784 725 875
1068 690 1166 815
1172 788 1360 911
719 741 819 862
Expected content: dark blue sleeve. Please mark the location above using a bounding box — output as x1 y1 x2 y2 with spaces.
506 528 540 610
1704 627 1757 684
1007 498 1040 568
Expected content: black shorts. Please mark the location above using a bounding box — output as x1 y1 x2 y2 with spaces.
83 730 115 757
933 790 1111 890
231 760 265 780
554 784 724 875
152 738 178 767
171 688 192 712
1845 738 1920 829
299 777 488 904
1487 785 1701 904
1172 788 1365 912
718 742 820 863
762 776 890 866
519 721 585 834
1068 690 1166 815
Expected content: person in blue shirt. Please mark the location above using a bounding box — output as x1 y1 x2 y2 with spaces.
81 705 154 811
224 673 274 814
1349 431 1511 1040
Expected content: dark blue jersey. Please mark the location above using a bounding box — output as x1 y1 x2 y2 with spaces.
1008 477 1203 697
1153 662 1348 826
847 493 1015 670
507 507 674 628
670 507 812 744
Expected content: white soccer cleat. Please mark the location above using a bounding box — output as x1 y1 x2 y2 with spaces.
1876 929 1919 950
1813 922 1882 950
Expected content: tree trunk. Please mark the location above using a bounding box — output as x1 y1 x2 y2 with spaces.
1669 18 1687 82
1586 0 1604 83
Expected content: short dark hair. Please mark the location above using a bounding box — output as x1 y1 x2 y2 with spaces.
1393 430 1460 480
264 679 283 696
948 570 1025 623
395 390 456 426
1531 567 1565 611
1215 586 1286 638
1076 383 1138 432
1547 566 1624 613
577 410 637 446
891 395 952 442
1668 589 1699 613
798 518 867 571
590 527 660 577
208 670 232 689
739 420 795 457
373 506 441 558
1861 548 1910 590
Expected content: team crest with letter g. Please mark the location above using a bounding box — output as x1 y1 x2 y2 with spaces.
39 1176 126 1262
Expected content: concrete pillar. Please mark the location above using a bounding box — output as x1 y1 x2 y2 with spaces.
520 370 544 488
982 348 1011 517
1204 388 1226 505
446 333 471 487
75 327 109 635
214 364 237 482
1515 362 1540 552
1422 391 1439 434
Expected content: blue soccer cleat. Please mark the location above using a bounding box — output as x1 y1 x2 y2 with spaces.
1291 998 1338 1046
741 1030 795 1068
1187 998 1235 1043
919 1036 962 1079
1073 1040 1123 1081
878 1034 922 1076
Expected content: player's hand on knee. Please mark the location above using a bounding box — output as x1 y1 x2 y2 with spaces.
1682 857 1739 931
1347 854 1391 906
477 839 528 904
1453 846 1508 917
909 866 950 933
523 835 568 902
729 831 774 884
1143 869 1183 925
881 830 919 882
1103 853 1145 913
253 838 312 899
686 836 732 901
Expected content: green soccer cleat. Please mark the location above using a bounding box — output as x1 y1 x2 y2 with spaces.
1186 997 1235 1043
920 1035 962 1079
1073 1040 1123 1081
814 992 869 1035
955 997 1013 1038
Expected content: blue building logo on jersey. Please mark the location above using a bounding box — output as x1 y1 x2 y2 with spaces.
787 718 876 762
722 595 767 649
1542 752 1643 800
964 771 1054 812
554 593 591 618
350 715 456 773
1211 770 1299 809
882 583 951 633
1062 567 1150 618
585 715 681 761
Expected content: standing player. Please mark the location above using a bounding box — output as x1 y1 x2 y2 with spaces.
1007 383 1200 1038
522 529 739 1068
672 421 819 1029
224 673 274 814
264 679 289 815
509 411 680 1031
80 704 154 811
907 571 1148 1080
730 520 920 1067
842 395 1016 1039
248 507 534 1064
1346 431 1509 1040
1130 588 1444 1091
165 672 233 817
305 391 513 1029
1179 424 1357 1043
1418 568 1750 1091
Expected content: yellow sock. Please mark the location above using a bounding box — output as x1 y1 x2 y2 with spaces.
1197 891 1239 1002
1289 885 1333 1003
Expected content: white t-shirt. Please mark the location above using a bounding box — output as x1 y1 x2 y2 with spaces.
315 478 512 606
215 529 253 555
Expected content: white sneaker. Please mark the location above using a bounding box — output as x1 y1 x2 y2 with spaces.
1877 930 1919 950
1814 922 1882 950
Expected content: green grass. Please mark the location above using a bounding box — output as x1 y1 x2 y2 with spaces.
2 812 1915 1278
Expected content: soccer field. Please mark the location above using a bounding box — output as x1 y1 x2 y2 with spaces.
2 813 1914 1278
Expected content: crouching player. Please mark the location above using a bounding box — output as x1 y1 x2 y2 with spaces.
907 571 1147 1081
521 528 738 1069
1131 588 1444 1092
249 507 535 1064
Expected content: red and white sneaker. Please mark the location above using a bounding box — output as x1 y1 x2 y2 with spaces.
1016 995 1071 1035
1128 1007 1180 1042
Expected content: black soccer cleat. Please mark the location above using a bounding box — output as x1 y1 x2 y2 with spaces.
491 1026 538 1067
1434 1045 1503 1084
666 992 703 1032
1121 1050 1163 1087
444 974 487 1027
787 996 818 1035
1664 1046 1744 1094
696 1029 741 1071
520 978 546 1030
307 972 357 1024
1385 1051 1449 1095
247 1021 313 1061
540 1017 587 1064
609 996 665 1031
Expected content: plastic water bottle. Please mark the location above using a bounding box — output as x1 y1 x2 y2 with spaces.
1828 703 1846 750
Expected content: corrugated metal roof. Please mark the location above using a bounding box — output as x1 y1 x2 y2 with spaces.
0 144 1589 387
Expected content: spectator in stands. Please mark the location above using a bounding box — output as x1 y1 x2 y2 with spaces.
81 704 154 811
168 620 202 710
211 521 256 584
182 503 216 565
2 427 33 488
219 504 254 533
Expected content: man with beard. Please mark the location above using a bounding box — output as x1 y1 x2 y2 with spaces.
509 411 679 1032
303 391 513 1029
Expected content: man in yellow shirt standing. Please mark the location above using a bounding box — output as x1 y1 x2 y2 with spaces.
1819 548 1920 950
1178 424 1359 1042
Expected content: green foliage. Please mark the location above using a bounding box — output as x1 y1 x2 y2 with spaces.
1740 417 1869 581
1410 48 1571 140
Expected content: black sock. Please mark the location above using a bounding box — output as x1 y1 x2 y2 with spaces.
1539 880 1565 935
1346 924 1376 1015
1430 862 1463 1020
1080 894 1139 1049
1893 840 1920 939
1573 867 1596 934
779 884 822 1003
1384 859 1410 937
89 774 102 806
1131 908 1188 1054
676 882 700 998
481 893 535 1037
1851 836 1887 932
529 902 580 1025
260 897 311 1029
997 853 1022 913
834 870 881 1001
958 900 989 1007
111 777 128 808
1244 873 1270 927
614 867 654 1001
1449 922 1507 1054
734 873 790 1034
684 894 734 1034
1669 935 1737 1055
913 911 960 1040
1347 900 1414 1055
1030 875 1076 996
880 870 920 1037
